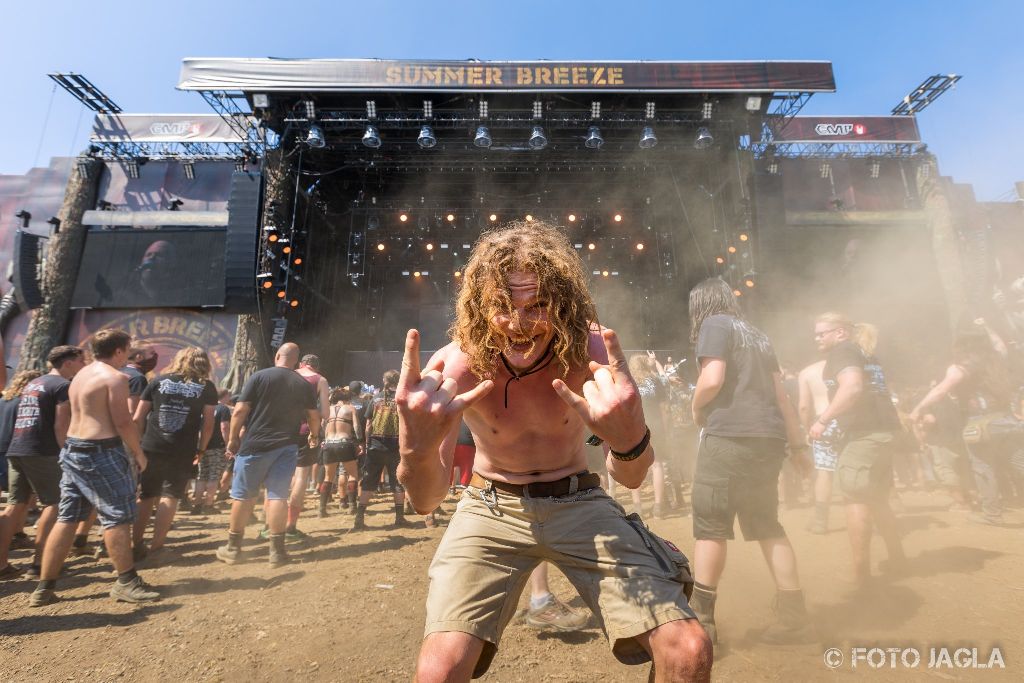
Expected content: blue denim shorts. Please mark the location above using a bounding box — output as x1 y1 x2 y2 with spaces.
58 437 138 529
231 444 298 501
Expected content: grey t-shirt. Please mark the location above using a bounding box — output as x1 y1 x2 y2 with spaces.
695 314 786 439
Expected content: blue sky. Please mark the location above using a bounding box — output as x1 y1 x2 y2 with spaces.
3 0 1021 200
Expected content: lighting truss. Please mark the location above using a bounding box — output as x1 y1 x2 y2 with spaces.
891 74 961 116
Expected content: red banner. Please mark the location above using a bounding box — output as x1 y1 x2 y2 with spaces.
773 116 921 143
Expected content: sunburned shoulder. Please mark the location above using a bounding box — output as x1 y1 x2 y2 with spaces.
435 342 479 387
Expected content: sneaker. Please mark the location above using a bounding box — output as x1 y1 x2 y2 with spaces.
256 527 270 542
268 549 292 568
28 588 58 607
25 564 41 579
10 532 34 550
0 563 23 580
285 528 310 543
188 504 204 516
110 576 160 603
525 596 588 632
215 544 242 565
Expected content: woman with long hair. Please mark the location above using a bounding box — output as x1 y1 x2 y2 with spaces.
0 369 43 578
132 346 218 557
627 354 668 517
319 386 361 517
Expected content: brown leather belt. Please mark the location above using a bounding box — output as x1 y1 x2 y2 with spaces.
469 471 601 498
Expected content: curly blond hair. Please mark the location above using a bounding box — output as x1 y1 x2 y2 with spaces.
451 220 598 379
163 346 211 384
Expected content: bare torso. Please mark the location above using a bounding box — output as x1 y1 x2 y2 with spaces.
799 360 829 416
67 361 127 440
436 330 608 484
325 403 356 440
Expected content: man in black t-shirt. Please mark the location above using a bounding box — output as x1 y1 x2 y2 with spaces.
216 343 319 568
687 278 812 645
121 345 157 415
191 389 233 514
0 346 85 576
354 369 414 530
132 355 218 556
809 313 905 588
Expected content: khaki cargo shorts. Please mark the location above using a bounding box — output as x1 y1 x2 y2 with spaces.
837 431 895 502
424 483 696 678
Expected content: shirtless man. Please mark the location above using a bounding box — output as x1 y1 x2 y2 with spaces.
798 359 841 534
29 328 159 606
285 354 329 538
397 221 711 682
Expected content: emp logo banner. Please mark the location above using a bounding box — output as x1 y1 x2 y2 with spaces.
148 121 202 136
814 123 866 136
775 116 920 143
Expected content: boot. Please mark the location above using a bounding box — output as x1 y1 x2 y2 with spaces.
689 582 718 645
351 504 367 531
760 589 815 644
393 501 416 528
268 532 291 568
346 489 357 515
318 483 331 518
215 531 244 565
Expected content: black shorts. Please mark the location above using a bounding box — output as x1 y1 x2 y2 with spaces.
297 443 320 468
139 450 193 500
691 434 786 541
321 439 358 465
360 448 402 493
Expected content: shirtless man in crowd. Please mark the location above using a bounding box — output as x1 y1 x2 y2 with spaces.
397 221 711 682
29 328 159 606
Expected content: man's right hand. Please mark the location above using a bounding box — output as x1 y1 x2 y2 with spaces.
226 437 240 458
135 451 148 473
397 329 493 462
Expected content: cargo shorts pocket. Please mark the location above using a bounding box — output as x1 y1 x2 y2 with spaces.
623 513 694 599
691 481 729 519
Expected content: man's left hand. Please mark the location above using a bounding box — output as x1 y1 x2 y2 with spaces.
808 420 826 441
552 329 646 452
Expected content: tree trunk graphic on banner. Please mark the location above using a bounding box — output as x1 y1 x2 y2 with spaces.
221 147 289 393
16 155 102 372
916 159 967 328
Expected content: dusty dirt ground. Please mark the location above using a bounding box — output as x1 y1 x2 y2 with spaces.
1 482 1021 682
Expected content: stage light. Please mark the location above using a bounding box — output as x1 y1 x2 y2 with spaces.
262 281 273 289
446 213 455 222
727 246 737 254
377 243 385 251
820 162 831 179
602 271 609 277
268 233 279 243
423 100 433 119
702 101 714 120
183 161 195 180
399 213 408 222
694 127 714 150
479 99 489 119
303 100 316 120
739 233 749 242
584 126 604 149
454 270 462 278
870 160 881 179
305 124 326 148
745 279 755 288
636 243 644 251
362 124 382 148
474 126 492 148
533 100 543 119
528 126 547 150
426 243 434 251
293 257 303 265
568 214 576 222
290 299 299 308
253 93 270 109
715 256 725 264
283 246 292 254
525 214 534 222
613 214 622 222
767 161 780 175
414 271 422 278
366 100 377 119
588 243 596 250
733 289 742 297
745 96 762 113
591 101 601 119
417 125 437 149
277 290 286 299
234 159 246 173
639 126 658 149
489 213 498 222
126 159 140 180
645 101 656 119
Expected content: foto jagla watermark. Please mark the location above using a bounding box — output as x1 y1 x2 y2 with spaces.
823 646 1006 670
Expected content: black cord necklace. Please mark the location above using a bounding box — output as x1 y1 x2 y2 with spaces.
498 338 556 409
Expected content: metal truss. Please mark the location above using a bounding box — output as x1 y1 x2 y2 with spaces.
744 92 815 157
199 90 267 156
48 73 122 114
891 74 961 116
87 140 256 161
767 142 923 159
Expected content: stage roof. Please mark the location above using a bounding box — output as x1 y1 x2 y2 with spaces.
178 58 835 94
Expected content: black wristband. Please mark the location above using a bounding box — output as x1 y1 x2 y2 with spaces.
610 426 651 461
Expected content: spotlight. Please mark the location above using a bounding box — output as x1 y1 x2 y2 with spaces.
584 126 604 149
262 281 273 289
568 214 576 222
293 258 303 265
613 214 622 222
377 243 385 251
820 162 831 179
454 270 462 278
283 246 292 254
715 256 725 264
489 214 498 222
694 127 714 150
525 214 534 222
591 101 601 119
474 125 492 148
745 278 755 288
588 243 596 250
234 159 246 173
602 271 609 277
767 161 780 175
414 271 422 278
77 159 92 179
252 94 270 109
268 233 279 243
532 100 543 119
727 246 737 254
183 161 195 180
366 100 377 119
479 99 489 119
290 299 299 308
426 243 434 251
702 101 714 120
305 124 326 148
302 100 316 120
422 100 433 119
733 289 742 297
417 125 437 149
528 126 547 150
399 213 408 222
446 213 455 222
126 159 140 180
870 160 881 179
277 290 286 299
362 124 382 148
636 243 644 251
745 96 762 113
639 126 658 149
739 233 749 242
